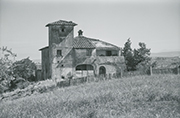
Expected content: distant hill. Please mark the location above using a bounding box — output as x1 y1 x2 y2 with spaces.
151 51 180 57
151 56 180 69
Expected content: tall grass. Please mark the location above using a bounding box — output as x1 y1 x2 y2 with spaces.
0 74 180 118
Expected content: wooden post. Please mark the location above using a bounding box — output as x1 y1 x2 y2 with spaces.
177 66 179 75
109 73 111 79
102 74 105 81
120 69 123 78
69 79 71 86
150 66 152 76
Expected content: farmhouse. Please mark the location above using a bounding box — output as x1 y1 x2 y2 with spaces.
39 20 125 80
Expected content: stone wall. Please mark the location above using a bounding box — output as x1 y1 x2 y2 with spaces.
50 48 75 79
49 25 74 46
48 25 75 80
74 49 94 65
97 64 117 75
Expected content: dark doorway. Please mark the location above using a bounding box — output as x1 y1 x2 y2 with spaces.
76 64 94 77
99 66 106 75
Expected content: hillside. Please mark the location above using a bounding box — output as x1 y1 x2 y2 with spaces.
152 56 180 69
151 51 180 57
0 75 180 118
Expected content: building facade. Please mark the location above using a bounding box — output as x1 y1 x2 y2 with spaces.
40 20 125 80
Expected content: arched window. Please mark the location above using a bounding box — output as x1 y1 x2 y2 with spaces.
99 66 106 75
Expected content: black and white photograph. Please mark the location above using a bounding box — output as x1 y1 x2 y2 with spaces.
0 0 180 117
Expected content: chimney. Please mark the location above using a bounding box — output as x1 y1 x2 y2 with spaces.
78 30 83 36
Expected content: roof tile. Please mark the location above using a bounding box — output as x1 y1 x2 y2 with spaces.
46 20 77 27
73 36 95 49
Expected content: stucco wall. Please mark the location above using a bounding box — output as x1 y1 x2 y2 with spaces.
74 49 94 65
49 25 74 46
97 64 117 75
47 25 75 79
51 66 73 79
51 49 75 79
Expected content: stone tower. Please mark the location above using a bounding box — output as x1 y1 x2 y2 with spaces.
45 20 77 79
46 20 77 48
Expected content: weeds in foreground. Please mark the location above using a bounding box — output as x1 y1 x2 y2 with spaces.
0 74 180 118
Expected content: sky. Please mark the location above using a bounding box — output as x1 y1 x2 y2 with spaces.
0 0 180 60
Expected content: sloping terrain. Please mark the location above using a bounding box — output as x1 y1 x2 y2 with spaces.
151 51 180 57
152 57 180 69
0 75 180 118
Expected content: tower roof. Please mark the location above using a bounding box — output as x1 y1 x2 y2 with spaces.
46 20 77 27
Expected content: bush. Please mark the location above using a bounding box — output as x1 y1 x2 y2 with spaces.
10 77 30 90
11 57 36 81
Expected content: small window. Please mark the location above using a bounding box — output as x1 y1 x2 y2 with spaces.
106 51 112 56
57 50 62 56
61 28 65 32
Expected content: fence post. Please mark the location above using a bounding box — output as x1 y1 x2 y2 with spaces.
109 73 111 80
87 76 89 83
177 66 179 75
150 66 153 76
69 79 71 86
120 69 123 78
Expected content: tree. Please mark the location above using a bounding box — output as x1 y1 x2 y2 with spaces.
0 47 16 81
122 38 136 71
122 39 151 71
134 42 151 67
11 57 37 81
0 47 17 93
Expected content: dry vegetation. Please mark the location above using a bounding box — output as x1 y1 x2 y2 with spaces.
0 74 180 118
152 57 180 69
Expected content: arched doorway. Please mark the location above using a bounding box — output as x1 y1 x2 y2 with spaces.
99 66 106 76
76 64 94 77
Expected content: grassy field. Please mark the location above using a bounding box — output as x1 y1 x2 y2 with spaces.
0 74 180 118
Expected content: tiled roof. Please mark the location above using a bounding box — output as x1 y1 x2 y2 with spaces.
96 47 120 50
88 39 120 50
73 36 96 49
46 20 77 27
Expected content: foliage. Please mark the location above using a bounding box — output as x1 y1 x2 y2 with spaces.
0 75 180 117
0 47 16 81
11 57 36 81
10 77 30 90
122 39 151 71
0 47 17 93
122 38 136 70
0 47 36 93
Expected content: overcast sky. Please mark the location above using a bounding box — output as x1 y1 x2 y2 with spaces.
0 0 180 60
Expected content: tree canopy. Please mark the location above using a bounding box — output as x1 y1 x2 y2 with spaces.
0 47 37 93
0 47 17 93
11 57 36 81
122 39 151 71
